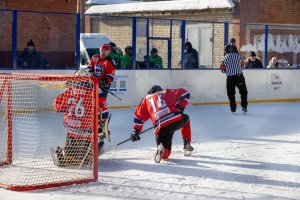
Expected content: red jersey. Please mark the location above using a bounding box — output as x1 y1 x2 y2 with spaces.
134 88 190 134
54 83 95 140
89 55 116 84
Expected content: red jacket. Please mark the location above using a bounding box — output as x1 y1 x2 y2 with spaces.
89 55 116 84
54 83 95 140
134 88 190 134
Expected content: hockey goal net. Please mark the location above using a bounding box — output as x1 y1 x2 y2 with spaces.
0 73 99 191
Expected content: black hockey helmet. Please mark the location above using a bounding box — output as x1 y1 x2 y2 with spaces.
148 85 163 94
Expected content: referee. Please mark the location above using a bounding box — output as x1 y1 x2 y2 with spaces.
220 45 248 114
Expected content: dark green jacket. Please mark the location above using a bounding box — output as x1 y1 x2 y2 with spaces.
121 54 132 68
149 55 163 68
109 51 122 68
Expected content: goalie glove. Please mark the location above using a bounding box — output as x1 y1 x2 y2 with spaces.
130 128 140 142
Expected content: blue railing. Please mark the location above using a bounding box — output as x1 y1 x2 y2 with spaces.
1 9 300 69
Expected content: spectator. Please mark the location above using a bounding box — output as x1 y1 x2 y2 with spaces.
149 48 163 69
18 39 43 68
245 51 263 68
224 38 238 54
121 46 133 69
137 55 148 69
108 42 122 68
267 57 278 68
183 42 199 69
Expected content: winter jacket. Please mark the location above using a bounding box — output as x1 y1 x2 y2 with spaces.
19 48 43 68
109 51 122 68
121 54 132 68
149 55 163 69
245 58 263 68
184 48 199 68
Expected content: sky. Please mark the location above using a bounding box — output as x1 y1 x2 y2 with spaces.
1 102 300 200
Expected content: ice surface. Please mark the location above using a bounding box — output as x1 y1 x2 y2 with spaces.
1 102 300 199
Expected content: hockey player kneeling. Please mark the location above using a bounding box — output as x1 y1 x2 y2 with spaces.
52 71 103 168
130 85 194 163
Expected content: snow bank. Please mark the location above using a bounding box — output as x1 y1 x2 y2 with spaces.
85 0 235 14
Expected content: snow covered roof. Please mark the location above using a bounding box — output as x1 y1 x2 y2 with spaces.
86 0 135 5
85 0 235 15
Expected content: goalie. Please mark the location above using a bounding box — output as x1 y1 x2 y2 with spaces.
52 69 104 168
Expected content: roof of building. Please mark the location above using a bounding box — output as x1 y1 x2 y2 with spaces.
86 0 135 5
85 0 235 14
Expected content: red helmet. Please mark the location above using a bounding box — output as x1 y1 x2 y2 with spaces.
100 44 110 52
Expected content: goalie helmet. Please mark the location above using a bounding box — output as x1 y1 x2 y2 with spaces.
74 68 92 76
66 68 93 88
147 85 163 94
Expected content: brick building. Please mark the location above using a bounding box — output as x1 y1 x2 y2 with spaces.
85 0 300 68
0 0 79 68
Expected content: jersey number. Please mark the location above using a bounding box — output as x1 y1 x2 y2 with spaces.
67 97 85 117
148 94 166 113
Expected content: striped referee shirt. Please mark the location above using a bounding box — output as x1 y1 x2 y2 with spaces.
221 52 243 76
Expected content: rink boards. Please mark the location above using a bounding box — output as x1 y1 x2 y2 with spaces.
1 69 300 109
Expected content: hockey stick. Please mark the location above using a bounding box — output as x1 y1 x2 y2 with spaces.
101 126 154 154
107 89 122 101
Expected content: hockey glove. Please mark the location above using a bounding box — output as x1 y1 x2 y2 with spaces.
86 66 95 76
219 65 226 73
131 129 140 142
99 79 109 90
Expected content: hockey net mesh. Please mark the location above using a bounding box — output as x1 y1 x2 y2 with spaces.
0 73 98 191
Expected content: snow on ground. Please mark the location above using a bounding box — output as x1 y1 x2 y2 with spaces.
1 102 300 200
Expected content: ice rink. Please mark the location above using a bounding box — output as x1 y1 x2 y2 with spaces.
1 102 300 200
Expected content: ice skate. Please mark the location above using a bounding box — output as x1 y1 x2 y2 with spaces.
155 143 164 163
98 139 105 156
51 146 66 167
183 137 194 156
242 108 247 115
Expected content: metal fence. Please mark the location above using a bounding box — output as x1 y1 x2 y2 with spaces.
1 10 300 69
84 14 300 69
0 9 79 69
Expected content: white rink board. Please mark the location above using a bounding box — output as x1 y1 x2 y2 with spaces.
2 69 300 108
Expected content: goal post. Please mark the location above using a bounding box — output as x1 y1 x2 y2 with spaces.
0 73 99 191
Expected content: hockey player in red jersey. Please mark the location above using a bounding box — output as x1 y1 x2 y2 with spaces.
87 43 116 141
130 85 194 163
52 70 97 167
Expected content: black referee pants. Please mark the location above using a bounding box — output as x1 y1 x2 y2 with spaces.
226 74 248 112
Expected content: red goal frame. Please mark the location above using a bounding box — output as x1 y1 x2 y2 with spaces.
0 73 99 191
